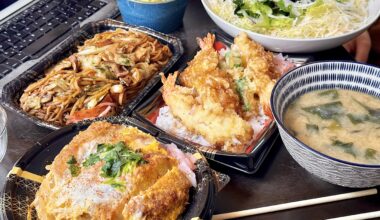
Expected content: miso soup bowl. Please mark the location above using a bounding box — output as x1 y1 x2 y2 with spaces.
270 61 380 188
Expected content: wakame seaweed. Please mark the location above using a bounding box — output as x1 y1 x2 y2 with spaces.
302 101 343 120
318 89 339 99
306 124 319 133
353 99 380 124
331 139 356 158
365 148 377 160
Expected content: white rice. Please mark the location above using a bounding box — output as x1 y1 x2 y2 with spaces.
249 106 270 140
155 106 211 146
155 105 270 148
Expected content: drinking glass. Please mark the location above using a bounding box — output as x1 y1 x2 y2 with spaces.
0 105 7 162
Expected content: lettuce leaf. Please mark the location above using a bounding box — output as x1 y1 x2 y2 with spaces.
306 0 330 17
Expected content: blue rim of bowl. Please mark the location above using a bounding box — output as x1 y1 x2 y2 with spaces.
270 60 380 169
126 0 176 5
201 0 380 41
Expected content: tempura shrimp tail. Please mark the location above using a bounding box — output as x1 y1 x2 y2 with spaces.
261 80 275 119
181 33 219 78
161 72 254 152
197 33 215 50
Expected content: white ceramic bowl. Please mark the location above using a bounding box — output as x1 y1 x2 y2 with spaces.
271 61 380 188
201 0 380 53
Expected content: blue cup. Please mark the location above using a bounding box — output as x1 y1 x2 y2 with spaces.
117 0 188 33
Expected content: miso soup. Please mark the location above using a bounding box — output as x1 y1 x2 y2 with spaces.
284 89 380 164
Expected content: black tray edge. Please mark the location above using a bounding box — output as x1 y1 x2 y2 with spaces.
130 29 280 173
2 116 221 220
1 19 184 130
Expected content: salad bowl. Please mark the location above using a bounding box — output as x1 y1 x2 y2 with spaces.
201 0 380 53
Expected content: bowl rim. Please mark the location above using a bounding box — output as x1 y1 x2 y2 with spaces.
201 0 380 42
270 60 380 169
120 0 177 5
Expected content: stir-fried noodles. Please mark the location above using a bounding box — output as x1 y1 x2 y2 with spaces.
20 28 172 126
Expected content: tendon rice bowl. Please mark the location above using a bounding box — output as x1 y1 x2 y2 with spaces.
156 32 294 153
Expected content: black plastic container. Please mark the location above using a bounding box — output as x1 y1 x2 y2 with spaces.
131 30 310 174
1 116 229 220
1 19 183 130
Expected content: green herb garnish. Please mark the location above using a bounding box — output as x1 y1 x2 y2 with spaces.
302 101 343 120
81 141 146 187
67 155 77 164
365 148 377 160
331 139 356 158
110 182 125 189
67 155 80 177
103 178 126 190
82 153 101 167
318 89 339 99
236 77 251 111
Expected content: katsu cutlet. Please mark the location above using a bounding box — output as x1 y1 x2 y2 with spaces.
32 121 193 220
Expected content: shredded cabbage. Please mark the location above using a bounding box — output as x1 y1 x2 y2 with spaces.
208 0 369 38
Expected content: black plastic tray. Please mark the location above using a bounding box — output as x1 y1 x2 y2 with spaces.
1 116 230 220
1 19 183 130
131 30 309 174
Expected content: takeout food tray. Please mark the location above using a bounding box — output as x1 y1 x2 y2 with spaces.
1 19 183 130
131 30 295 174
132 86 280 174
1 116 229 220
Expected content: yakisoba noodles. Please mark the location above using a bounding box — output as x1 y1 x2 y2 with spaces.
20 28 172 126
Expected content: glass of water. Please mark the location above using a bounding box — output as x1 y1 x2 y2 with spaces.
0 105 7 162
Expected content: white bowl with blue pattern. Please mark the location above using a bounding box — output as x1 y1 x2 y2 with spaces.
271 61 380 188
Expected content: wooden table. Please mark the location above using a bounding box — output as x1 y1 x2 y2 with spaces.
1 1 379 219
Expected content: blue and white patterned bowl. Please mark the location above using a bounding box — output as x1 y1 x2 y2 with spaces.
271 61 380 188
